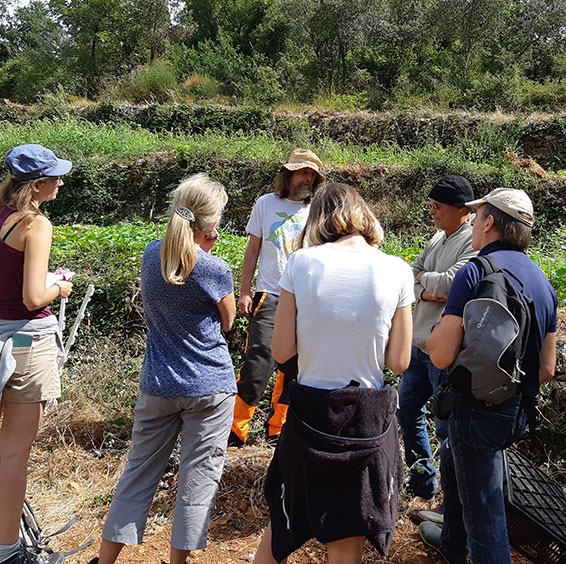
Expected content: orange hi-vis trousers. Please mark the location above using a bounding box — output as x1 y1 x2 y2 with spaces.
231 292 297 443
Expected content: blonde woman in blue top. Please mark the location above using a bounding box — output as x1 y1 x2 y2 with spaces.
90 174 236 564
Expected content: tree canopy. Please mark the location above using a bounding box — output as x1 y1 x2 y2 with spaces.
1 0 565 110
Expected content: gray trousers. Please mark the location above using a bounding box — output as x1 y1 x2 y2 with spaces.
102 391 235 550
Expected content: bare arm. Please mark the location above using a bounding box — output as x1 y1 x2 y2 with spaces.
427 314 464 369
22 216 72 310
539 332 557 385
271 289 297 364
217 292 236 332
237 234 262 314
384 305 413 374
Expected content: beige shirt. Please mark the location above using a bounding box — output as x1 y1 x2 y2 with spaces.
412 222 476 352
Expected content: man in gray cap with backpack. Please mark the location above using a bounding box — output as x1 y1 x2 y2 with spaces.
398 175 477 503
421 187 557 564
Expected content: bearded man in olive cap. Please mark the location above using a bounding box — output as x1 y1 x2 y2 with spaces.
398 175 477 504
229 149 325 446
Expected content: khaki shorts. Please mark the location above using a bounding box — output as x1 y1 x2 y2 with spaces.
4 334 61 403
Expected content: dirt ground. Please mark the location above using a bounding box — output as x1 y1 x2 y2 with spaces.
24 404 536 564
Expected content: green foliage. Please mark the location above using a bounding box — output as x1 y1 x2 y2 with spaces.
110 59 178 103
0 53 71 102
519 80 566 111
50 222 162 337
240 65 284 106
528 225 566 306
313 91 368 112
168 36 255 91
1 117 565 234
0 117 179 158
28 87 81 120
2 0 566 108
177 74 221 99
50 223 247 337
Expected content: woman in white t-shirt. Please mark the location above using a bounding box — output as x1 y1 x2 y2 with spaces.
254 183 414 564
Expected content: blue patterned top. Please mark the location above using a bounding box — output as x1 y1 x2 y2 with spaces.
139 240 236 397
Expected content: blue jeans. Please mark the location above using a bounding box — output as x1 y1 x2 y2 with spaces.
397 346 448 498
440 396 527 563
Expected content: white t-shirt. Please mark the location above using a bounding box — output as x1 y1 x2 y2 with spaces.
280 243 415 390
246 193 310 295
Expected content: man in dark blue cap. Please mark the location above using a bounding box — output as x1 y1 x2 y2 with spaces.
397 175 477 506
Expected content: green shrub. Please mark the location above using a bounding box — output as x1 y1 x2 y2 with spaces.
50 223 248 338
516 80 566 112
169 37 254 91
240 66 284 106
178 74 221 99
28 86 80 121
0 54 75 103
115 59 178 103
313 91 368 112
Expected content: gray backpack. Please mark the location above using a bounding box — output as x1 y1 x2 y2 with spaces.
448 255 537 404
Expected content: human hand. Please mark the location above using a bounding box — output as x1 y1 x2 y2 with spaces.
56 280 73 299
237 293 253 314
421 290 446 303
55 267 76 280
416 270 426 282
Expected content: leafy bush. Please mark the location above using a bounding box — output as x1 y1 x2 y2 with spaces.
113 59 178 103
240 66 284 106
177 74 221 99
0 54 76 103
169 37 254 92
28 87 80 121
313 91 368 112
50 223 248 339
521 81 566 110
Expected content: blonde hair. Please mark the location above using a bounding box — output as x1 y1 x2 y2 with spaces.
160 173 228 285
300 183 384 247
0 174 45 228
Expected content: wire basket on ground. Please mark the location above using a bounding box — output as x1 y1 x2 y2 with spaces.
504 447 566 564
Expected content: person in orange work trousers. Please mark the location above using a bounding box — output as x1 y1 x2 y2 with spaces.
228 149 325 446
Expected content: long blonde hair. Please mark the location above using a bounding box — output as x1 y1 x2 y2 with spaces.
160 173 228 285
299 183 384 247
0 174 45 228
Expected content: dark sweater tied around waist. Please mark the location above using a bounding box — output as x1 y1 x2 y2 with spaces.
265 381 404 562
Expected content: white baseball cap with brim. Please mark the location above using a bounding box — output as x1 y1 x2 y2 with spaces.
280 148 325 183
466 188 534 227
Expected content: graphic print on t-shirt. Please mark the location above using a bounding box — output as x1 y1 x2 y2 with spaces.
266 211 306 254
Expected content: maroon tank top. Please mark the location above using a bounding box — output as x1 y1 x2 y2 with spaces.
0 207 51 320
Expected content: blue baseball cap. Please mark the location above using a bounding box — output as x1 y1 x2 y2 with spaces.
5 144 72 180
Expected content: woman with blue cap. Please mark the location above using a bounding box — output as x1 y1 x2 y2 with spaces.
0 144 73 564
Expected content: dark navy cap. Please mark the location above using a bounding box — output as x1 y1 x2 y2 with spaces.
429 175 474 206
5 144 72 180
